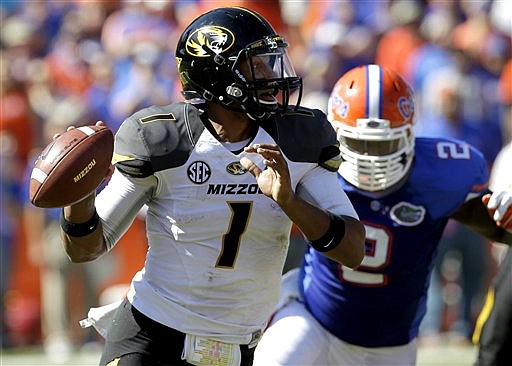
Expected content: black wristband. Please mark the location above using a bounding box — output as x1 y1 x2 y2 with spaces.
60 209 100 237
309 213 346 252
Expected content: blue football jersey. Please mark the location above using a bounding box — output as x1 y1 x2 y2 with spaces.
300 137 489 347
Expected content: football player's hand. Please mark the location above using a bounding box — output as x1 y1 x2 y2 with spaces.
483 190 512 232
240 143 293 206
52 120 105 138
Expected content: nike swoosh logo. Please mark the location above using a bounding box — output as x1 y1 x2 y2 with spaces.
323 237 335 248
40 140 57 160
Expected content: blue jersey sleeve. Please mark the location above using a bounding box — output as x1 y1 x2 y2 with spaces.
410 137 489 219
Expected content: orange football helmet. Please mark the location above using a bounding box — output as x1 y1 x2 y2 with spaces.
328 64 415 192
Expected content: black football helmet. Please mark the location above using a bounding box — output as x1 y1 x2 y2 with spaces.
175 7 302 120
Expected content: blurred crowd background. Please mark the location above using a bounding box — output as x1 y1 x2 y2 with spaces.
1 0 511 363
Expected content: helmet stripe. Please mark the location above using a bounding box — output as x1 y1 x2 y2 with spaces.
367 64 382 119
233 6 269 28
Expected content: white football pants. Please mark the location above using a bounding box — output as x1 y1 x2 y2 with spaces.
254 291 417 365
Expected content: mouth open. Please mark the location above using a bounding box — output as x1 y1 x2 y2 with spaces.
256 90 278 105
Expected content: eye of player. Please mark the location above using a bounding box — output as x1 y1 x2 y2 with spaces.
342 137 403 156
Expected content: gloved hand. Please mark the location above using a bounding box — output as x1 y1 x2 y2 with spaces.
483 190 512 232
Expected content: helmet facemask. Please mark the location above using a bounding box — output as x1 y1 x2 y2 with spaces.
229 36 302 119
336 118 415 192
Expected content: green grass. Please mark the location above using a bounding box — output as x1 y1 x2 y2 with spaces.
1 341 477 366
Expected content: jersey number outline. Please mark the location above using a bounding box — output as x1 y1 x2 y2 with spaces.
216 201 252 268
339 222 393 286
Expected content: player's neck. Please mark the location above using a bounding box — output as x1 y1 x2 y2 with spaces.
206 105 257 142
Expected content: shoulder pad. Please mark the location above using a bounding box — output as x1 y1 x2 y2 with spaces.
263 108 341 171
113 102 205 177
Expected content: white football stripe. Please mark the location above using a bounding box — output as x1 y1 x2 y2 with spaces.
77 126 96 136
31 168 48 183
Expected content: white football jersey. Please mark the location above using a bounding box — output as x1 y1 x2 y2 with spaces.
95 102 357 344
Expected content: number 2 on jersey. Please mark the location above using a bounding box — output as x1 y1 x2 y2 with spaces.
215 201 252 268
340 223 392 286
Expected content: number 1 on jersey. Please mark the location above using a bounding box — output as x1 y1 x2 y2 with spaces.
216 201 252 268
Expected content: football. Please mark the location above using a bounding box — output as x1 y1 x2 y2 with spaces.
29 125 114 208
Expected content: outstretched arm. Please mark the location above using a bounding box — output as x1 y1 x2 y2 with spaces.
452 190 512 245
54 121 112 262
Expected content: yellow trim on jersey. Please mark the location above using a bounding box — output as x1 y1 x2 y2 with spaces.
112 152 136 165
106 358 120 366
472 286 495 345
323 155 342 171
139 112 176 124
